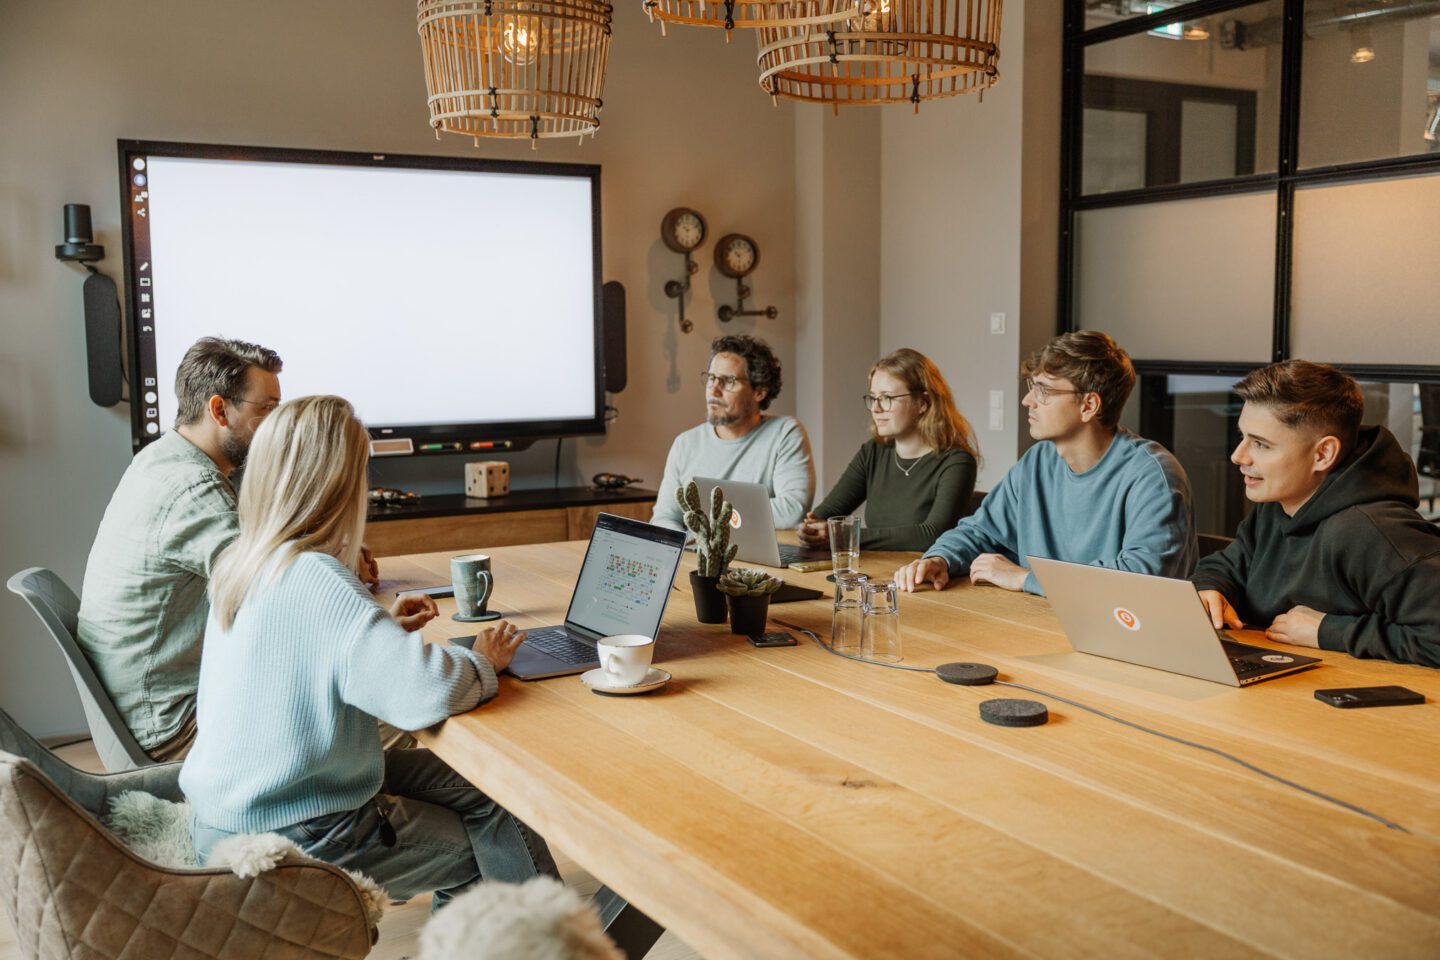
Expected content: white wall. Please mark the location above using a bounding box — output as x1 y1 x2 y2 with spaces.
879 0 1057 491
0 0 801 736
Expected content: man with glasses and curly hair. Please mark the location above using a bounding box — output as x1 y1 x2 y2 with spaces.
78 336 284 760
896 331 1197 596
651 334 815 531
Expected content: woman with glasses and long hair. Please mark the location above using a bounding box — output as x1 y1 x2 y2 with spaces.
181 395 556 907
797 348 980 552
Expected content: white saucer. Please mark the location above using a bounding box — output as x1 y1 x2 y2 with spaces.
580 667 671 696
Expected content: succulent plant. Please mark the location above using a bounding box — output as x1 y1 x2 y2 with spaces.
679 481 737 578
717 567 783 597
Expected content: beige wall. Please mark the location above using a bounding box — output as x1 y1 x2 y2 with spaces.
880 0 1057 492
0 0 801 735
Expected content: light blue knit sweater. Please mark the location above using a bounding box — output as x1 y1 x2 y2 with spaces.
179 551 497 834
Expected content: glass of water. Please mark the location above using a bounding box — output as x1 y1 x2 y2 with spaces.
831 573 869 655
827 515 862 577
862 578 901 663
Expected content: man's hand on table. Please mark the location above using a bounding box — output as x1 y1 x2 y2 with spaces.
895 556 951 592
968 554 1029 592
1265 605 1324 648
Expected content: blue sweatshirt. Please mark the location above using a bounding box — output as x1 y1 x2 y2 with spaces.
180 551 498 834
924 428 1197 595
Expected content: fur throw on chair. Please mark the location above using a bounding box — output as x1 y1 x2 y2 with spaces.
419 876 623 960
105 790 388 927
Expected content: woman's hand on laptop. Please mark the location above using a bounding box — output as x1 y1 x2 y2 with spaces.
1265 605 1322 648
1197 590 1244 631
389 593 439 631
896 556 950 592
472 621 527 672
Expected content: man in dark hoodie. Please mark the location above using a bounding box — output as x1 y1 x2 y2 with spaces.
1193 360 1440 668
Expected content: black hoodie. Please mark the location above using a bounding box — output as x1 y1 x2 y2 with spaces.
1192 425 1440 668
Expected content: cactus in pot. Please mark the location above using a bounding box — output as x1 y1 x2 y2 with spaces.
716 568 783 597
718 567 783 636
678 481 737 578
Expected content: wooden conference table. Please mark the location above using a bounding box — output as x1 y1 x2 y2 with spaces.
384 540 1440 960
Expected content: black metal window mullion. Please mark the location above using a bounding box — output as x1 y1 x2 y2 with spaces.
1058 0 1440 383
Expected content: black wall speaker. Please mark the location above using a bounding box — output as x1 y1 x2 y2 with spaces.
601 280 626 394
82 272 125 408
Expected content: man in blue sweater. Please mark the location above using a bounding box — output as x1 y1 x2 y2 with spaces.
896 331 1196 595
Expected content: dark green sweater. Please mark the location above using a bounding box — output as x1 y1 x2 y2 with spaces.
1192 426 1440 668
812 440 977 551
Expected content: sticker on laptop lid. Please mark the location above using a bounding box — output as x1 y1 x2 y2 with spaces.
1261 654 1295 664
1113 607 1141 631
729 508 742 529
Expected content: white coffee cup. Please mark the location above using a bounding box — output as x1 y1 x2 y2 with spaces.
596 634 655 687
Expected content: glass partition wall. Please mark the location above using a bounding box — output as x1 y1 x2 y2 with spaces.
1063 0 1440 534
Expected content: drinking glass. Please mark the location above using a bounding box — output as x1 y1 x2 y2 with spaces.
828 515 862 577
862 579 901 663
831 573 868 655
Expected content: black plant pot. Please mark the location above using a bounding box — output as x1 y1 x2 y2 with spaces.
690 572 728 624
727 593 771 637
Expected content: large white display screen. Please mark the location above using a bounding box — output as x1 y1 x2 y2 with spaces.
128 150 598 440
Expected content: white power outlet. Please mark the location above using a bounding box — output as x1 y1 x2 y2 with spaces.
990 312 1006 335
989 389 1004 410
988 407 1004 431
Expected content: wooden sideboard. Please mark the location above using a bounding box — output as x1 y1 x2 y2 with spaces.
363 486 656 557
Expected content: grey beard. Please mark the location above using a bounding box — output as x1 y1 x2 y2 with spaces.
707 410 739 427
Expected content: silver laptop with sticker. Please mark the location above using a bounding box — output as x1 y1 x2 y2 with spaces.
1028 557 1321 687
691 476 828 569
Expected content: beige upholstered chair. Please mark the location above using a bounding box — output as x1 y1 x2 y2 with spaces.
0 707 377 959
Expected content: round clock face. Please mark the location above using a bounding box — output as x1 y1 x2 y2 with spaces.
715 234 759 278
661 207 707 254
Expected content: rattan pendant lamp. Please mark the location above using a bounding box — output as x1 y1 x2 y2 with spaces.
642 0 857 42
755 0 1002 111
417 0 614 146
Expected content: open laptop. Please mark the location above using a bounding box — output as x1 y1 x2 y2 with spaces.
454 513 687 680
1027 556 1321 687
692 476 829 568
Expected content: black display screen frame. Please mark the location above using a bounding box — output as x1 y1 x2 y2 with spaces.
117 139 605 454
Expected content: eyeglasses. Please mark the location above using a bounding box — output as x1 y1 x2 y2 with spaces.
700 372 750 392
1023 378 1083 405
225 396 280 415
862 392 919 411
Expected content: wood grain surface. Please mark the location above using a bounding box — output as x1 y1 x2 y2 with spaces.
380 539 1440 960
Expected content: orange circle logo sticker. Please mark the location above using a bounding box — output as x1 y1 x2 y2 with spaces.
729 509 742 530
1113 607 1141 631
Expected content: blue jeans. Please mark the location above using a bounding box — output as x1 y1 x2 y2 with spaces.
196 748 558 909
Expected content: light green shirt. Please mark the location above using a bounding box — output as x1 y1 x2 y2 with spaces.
78 430 238 750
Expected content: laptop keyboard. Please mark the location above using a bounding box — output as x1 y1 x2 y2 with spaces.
777 544 826 565
524 627 599 665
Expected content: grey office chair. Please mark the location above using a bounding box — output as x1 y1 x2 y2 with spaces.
6 568 154 771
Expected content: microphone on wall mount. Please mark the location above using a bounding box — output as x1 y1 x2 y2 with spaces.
55 203 125 408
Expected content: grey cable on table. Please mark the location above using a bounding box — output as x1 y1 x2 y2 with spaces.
780 622 1411 834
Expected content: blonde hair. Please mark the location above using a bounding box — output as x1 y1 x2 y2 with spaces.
209 395 371 630
869 348 980 461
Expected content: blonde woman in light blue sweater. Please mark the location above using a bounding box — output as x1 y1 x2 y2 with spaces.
181 395 556 907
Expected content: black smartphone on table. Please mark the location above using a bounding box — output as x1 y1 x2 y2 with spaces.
397 584 455 600
1314 686 1425 709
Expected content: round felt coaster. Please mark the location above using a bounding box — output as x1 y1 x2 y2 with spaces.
936 662 999 686
452 611 502 623
979 698 1049 727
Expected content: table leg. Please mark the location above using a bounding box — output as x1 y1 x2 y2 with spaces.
592 885 665 959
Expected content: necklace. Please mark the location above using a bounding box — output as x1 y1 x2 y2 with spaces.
893 448 928 477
